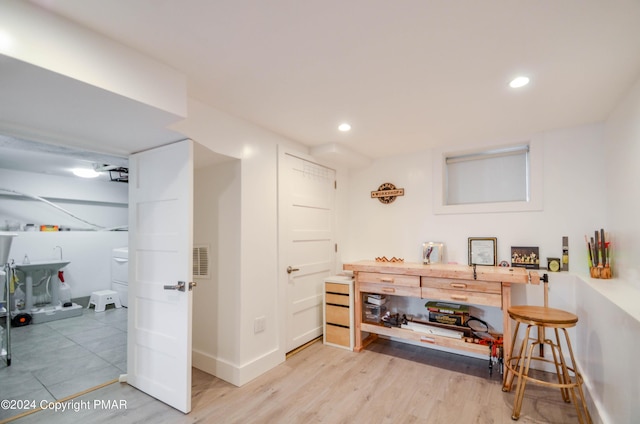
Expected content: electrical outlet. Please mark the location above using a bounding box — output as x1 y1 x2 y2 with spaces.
254 316 266 333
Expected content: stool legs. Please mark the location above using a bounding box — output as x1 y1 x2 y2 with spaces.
559 328 592 424
502 321 522 392
552 328 571 402
503 324 591 423
511 325 534 419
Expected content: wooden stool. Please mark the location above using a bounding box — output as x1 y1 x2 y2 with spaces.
502 276 591 423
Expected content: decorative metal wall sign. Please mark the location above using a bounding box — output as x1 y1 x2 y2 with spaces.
371 182 405 204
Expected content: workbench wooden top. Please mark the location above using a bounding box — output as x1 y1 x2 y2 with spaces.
343 260 539 284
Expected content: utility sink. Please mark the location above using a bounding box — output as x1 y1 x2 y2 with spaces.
14 261 70 272
14 261 72 317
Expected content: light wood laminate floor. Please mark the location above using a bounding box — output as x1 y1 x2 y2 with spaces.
9 338 580 423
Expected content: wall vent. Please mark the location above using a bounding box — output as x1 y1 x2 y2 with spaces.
193 245 210 278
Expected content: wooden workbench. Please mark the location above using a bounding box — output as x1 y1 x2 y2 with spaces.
343 261 540 364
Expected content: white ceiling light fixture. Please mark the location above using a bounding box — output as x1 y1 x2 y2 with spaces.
72 168 100 178
509 76 530 88
338 123 351 132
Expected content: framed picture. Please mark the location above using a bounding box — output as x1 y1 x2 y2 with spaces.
468 237 497 266
422 241 444 264
511 246 540 269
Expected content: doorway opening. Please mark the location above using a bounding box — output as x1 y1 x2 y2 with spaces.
0 136 238 418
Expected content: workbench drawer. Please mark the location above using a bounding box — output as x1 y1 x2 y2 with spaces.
326 292 349 306
326 282 350 295
360 282 421 297
358 272 420 287
326 304 350 327
421 277 502 294
325 324 351 347
421 287 502 307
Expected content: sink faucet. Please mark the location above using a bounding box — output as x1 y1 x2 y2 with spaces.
54 246 63 260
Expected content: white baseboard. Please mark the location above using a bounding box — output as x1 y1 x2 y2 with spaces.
192 347 284 387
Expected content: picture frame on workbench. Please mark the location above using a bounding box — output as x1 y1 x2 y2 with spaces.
468 237 497 266
510 246 540 269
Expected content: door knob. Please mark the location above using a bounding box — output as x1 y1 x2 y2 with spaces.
286 266 300 274
164 281 186 292
189 281 197 291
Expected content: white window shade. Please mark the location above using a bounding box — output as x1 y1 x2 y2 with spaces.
433 141 543 214
446 146 529 205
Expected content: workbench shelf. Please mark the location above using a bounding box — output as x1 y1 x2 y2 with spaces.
360 322 489 356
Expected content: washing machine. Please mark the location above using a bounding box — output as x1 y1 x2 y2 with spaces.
111 247 128 307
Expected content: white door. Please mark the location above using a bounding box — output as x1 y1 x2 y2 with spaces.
127 140 193 413
279 150 336 352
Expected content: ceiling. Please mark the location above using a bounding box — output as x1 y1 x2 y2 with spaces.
5 1 640 172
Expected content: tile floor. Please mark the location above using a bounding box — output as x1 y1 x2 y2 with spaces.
0 306 127 422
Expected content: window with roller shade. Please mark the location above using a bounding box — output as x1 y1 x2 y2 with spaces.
433 141 542 214
446 145 529 205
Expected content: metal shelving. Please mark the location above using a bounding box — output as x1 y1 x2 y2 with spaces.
1 266 11 366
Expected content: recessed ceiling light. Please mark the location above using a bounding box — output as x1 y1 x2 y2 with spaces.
72 168 100 178
509 76 530 88
338 123 351 132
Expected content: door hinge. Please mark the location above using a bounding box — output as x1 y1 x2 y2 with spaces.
334 180 337 189
335 243 338 252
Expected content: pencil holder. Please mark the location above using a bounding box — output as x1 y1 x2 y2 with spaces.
590 266 612 279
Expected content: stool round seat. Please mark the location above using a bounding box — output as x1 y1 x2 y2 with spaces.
508 305 578 327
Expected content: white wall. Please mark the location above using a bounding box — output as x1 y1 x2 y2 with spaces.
192 158 242 383
606 77 640 290
343 123 606 273
576 280 640 424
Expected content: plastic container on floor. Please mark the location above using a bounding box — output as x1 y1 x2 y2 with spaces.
59 282 72 305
